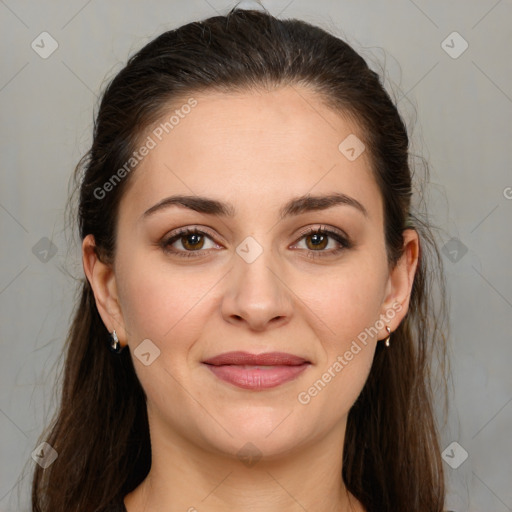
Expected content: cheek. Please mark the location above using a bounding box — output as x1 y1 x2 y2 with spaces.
296 255 386 398
115 251 210 343
300 257 387 343
297 271 381 420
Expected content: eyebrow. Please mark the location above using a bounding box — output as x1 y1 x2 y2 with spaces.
141 192 368 221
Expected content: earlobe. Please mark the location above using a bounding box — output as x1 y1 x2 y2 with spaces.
381 229 420 332
82 234 127 346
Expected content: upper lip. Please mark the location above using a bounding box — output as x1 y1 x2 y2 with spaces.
202 351 310 366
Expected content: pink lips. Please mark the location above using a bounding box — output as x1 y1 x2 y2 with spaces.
202 351 311 390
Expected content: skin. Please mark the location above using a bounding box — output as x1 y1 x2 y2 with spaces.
83 85 419 512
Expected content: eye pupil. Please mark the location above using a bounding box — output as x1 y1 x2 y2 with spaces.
307 232 328 250
183 233 204 250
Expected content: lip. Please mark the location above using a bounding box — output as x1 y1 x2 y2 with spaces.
202 351 311 390
203 351 309 366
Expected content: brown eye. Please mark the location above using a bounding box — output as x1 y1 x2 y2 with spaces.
161 228 219 258
293 226 351 259
304 231 329 250
179 232 205 251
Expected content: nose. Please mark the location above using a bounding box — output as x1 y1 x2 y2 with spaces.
221 245 293 332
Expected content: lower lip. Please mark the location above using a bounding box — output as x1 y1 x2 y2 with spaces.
204 363 310 390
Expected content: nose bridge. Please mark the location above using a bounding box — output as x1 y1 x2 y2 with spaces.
222 233 292 328
233 233 281 298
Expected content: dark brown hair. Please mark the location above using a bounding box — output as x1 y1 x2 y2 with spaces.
32 7 449 512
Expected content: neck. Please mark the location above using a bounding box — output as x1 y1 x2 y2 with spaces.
124 415 364 512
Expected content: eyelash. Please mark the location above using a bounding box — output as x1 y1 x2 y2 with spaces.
160 225 351 260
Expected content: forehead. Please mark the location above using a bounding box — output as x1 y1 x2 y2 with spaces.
120 86 381 221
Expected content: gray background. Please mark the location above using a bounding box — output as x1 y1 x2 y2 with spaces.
1 1 511 510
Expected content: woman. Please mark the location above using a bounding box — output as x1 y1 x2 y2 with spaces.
32 6 449 512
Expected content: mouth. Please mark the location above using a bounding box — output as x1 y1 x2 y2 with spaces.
202 351 311 390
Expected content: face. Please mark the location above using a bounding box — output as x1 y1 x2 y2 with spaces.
85 85 416 461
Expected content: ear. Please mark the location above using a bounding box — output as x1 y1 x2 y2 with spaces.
82 234 127 348
379 228 420 335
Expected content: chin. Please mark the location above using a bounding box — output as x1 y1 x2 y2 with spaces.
197 412 310 459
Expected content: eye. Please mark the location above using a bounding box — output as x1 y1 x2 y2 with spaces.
291 226 351 259
160 227 221 258
160 225 351 260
